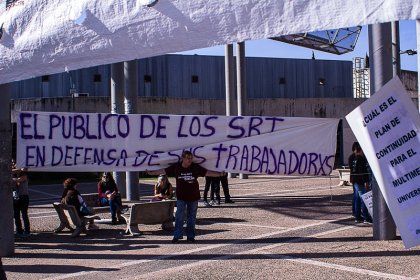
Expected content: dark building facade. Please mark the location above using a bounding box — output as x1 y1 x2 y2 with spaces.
11 54 354 99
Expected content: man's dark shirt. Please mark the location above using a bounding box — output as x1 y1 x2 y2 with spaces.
165 162 207 201
348 154 369 185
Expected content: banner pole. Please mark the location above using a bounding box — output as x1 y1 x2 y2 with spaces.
124 60 140 201
225 44 237 179
368 23 397 240
391 21 401 78
236 42 248 179
111 62 126 198
0 83 14 256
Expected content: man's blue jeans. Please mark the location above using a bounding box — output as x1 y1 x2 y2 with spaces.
354 183 371 221
100 197 119 220
174 200 198 239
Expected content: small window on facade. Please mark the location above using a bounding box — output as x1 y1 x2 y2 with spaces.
144 75 152 83
279 77 286 84
93 74 101 83
41 75 49 82
319 78 326 85
191 75 199 83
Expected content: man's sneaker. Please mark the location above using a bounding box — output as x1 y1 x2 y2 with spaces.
117 217 126 224
225 199 235 204
15 232 25 238
23 232 31 237
363 220 372 224
187 237 195 242
203 201 212 207
172 238 179 243
355 219 363 223
210 200 218 206
121 206 130 213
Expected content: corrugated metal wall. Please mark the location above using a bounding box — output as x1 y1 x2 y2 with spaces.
246 57 352 98
11 65 110 98
11 54 353 99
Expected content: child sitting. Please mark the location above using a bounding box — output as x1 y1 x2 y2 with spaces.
152 175 174 201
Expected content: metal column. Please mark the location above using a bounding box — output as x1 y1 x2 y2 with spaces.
111 62 126 197
124 60 139 201
368 23 397 240
225 44 235 116
236 42 248 179
391 22 401 77
0 83 14 256
225 44 237 178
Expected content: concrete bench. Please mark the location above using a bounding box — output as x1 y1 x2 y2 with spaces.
82 193 109 214
121 200 176 236
337 168 351 186
53 202 100 237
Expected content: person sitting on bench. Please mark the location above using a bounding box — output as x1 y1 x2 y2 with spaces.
98 172 124 224
152 174 174 201
61 178 92 218
61 178 98 230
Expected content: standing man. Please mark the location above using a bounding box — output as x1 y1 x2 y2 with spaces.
12 160 30 238
348 141 361 217
207 174 235 205
148 151 224 242
218 174 234 204
203 176 216 206
349 146 372 224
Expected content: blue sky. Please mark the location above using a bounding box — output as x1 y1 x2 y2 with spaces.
177 20 418 71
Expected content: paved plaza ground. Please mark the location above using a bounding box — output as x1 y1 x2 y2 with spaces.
2 172 420 280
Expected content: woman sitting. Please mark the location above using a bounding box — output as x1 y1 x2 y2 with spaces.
61 178 97 230
98 172 123 224
152 174 174 201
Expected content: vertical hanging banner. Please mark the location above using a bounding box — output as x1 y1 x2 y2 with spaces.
17 112 338 176
346 77 420 249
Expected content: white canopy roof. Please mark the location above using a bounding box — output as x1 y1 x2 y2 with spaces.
0 0 419 84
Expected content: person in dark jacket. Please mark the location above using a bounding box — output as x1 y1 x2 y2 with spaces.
348 142 360 217
61 178 98 231
349 146 372 223
12 160 30 238
61 178 89 217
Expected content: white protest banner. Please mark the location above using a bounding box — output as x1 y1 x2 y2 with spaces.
361 190 373 219
17 112 339 176
346 77 420 249
1 0 420 84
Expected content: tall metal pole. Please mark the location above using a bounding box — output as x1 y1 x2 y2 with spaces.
391 22 401 77
225 44 235 116
225 44 237 178
236 42 246 117
236 42 248 179
0 83 14 256
368 23 397 240
124 60 139 201
111 62 126 198
417 20 420 112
